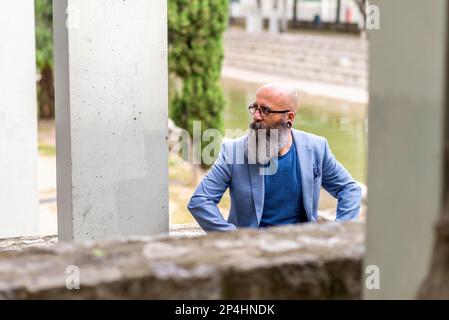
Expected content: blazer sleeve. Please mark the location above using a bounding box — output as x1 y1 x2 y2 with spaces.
321 138 362 221
187 142 237 232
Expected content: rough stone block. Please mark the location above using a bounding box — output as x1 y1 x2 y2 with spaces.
0 222 364 299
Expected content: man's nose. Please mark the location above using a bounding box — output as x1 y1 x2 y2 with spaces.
253 109 263 121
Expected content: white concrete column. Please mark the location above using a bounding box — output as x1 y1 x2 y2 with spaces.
53 0 168 241
245 0 263 33
0 2 39 238
280 0 288 32
268 0 280 34
364 0 447 298
320 0 330 22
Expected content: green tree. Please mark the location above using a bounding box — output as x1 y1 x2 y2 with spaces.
35 0 54 119
168 0 229 167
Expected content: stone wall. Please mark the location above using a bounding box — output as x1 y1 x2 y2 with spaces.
0 222 364 299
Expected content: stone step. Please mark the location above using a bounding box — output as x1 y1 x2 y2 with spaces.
224 32 368 55
225 41 367 64
224 28 367 42
224 52 367 87
225 40 367 58
223 63 361 87
222 61 366 87
225 40 367 62
224 59 367 88
224 49 368 74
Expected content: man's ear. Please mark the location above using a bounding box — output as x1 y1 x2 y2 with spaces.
285 113 294 128
288 111 295 123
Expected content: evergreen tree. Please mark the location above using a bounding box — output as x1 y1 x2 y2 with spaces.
168 0 229 167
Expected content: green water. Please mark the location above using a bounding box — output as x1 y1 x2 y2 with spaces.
221 78 367 183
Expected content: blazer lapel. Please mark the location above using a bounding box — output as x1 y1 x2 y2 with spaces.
293 131 314 222
248 163 264 224
244 135 265 223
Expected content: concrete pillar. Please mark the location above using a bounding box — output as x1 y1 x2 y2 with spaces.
0 2 39 238
280 0 288 32
268 0 280 34
53 0 168 241
245 0 263 33
364 0 447 299
320 0 330 22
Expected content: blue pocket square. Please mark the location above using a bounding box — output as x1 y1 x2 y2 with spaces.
313 165 321 179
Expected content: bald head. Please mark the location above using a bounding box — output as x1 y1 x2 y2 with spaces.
255 83 299 113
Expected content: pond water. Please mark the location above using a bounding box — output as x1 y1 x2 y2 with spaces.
221 78 367 183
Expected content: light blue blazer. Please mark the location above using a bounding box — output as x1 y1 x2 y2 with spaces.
188 129 362 232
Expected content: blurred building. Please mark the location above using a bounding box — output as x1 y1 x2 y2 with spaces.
230 0 367 33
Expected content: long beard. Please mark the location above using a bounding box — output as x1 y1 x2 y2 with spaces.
247 120 290 165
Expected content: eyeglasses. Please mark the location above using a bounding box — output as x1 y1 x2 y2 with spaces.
248 103 292 117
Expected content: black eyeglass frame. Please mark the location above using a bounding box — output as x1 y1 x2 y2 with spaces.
248 103 292 116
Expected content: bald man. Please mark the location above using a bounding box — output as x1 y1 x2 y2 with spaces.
188 83 362 232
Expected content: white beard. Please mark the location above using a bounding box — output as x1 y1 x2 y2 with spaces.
246 125 290 165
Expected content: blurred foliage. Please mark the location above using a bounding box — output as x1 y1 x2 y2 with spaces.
168 0 229 167
35 0 53 70
38 144 56 156
35 0 54 119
